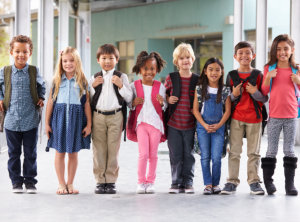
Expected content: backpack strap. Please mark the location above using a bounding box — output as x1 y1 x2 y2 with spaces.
28 65 39 107
189 73 199 109
3 66 12 110
90 71 103 111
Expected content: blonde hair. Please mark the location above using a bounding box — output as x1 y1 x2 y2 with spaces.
52 47 88 100
173 43 195 69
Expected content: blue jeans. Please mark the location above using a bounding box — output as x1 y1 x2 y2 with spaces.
197 122 224 186
5 128 38 185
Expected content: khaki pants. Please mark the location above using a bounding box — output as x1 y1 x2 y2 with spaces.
227 119 262 185
92 111 123 184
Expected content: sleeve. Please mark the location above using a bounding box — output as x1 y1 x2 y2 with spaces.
89 75 95 100
36 67 46 100
0 68 4 100
261 65 270 96
164 75 172 96
251 72 269 103
159 84 168 111
127 82 136 110
119 73 133 103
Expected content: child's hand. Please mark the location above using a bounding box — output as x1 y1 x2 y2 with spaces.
168 96 179 104
37 99 44 107
112 76 123 88
245 82 257 94
45 124 52 139
291 73 300 85
267 69 277 79
232 82 243 97
82 125 91 138
156 94 164 106
0 100 4 112
132 97 144 107
92 76 104 88
208 124 220 132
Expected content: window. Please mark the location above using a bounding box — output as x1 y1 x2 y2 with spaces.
118 40 135 82
245 28 272 66
175 34 222 74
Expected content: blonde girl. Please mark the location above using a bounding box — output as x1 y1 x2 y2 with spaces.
45 47 91 195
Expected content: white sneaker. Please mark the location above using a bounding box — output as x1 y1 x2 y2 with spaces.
146 183 155 194
136 184 146 194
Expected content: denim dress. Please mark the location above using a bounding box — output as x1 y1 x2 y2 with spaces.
47 74 90 153
196 86 228 186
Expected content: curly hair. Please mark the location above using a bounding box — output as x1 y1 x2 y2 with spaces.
10 35 33 53
132 51 166 74
199 57 224 104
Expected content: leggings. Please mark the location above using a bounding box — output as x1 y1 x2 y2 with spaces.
266 118 296 158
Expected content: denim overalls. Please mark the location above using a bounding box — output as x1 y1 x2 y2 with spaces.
196 92 225 186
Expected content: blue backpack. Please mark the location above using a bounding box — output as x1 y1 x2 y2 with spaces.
268 63 300 117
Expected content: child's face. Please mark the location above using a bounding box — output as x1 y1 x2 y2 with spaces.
234 47 255 66
97 53 118 71
140 59 157 85
205 62 222 85
10 42 32 69
276 41 294 63
177 52 194 71
62 53 76 75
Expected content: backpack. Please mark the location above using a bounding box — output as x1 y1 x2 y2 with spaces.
227 69 268 135
164 72 199 136
268 63 300 118
126 79 166 142
193 85 231 157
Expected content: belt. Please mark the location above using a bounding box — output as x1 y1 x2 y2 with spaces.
94 108 122 115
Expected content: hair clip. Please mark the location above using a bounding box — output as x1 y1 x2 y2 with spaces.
59 50 63 56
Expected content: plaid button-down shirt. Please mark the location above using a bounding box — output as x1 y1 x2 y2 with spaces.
0 64 46 132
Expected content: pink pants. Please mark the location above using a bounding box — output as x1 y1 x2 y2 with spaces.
136 122 162 184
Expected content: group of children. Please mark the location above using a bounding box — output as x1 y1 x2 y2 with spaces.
0 34 299 196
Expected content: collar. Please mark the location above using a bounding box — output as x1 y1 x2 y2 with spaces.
102 68 115 76
12 63 28 74
62 73 75 81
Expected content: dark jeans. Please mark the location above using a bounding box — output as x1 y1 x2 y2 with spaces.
167 126 195 186
5 128 38 185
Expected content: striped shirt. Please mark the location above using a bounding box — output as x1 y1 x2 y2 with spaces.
0 63 46 131
164 75 195 130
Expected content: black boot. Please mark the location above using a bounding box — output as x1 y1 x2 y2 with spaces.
283 156 298 196
261 157 277 195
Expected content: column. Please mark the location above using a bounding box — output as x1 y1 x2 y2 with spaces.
233 0 243 69
255 0 268 71
15 0 31 36
58 0 69 51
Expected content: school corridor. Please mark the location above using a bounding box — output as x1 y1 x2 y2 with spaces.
0 133 299 222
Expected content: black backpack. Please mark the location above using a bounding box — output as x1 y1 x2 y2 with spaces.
226 69 268 135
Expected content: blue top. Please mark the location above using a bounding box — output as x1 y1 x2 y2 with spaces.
0 63 46 132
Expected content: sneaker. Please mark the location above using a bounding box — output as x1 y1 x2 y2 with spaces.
136 184 146 194
12 183 24 193
203 186 212 195
25 183 37 194
212 185 221 194
220 183 237 195
146 183 155 194
250 182 265 195
178 184 185 193
169 184 179 194
185 185 194 194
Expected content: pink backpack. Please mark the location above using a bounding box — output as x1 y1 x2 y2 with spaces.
126 79 166 142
